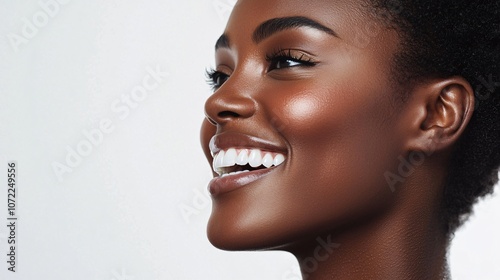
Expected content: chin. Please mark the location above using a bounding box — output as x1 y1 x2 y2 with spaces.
206 206 300 251
206 203 337 252
206 210 276 250
206 215 266 251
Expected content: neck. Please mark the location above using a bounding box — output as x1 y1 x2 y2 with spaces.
280 154 454 280
290 214 449 280
286 185 450 280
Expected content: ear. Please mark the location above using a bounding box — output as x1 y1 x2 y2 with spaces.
403 77 475 153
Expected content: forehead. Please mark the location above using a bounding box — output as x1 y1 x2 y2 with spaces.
226 0 374 40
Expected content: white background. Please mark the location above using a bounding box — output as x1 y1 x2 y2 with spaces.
0 1 499 279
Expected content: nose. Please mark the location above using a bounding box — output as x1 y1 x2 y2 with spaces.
204 85 257 126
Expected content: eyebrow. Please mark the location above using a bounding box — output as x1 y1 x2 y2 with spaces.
253 16 338 43
214 16 337 50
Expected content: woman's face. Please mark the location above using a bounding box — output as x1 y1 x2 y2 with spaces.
201 0 408 250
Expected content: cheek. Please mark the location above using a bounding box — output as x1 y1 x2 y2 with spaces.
286 96 320 120
267 83 403 219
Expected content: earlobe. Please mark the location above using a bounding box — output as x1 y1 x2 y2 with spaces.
406 77 475 153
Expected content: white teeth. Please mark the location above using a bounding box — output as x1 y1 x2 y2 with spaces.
248 149 262 168
273 154 285 166
222 148 237 167
236 149 248 165
214 150 225 170
212 148 286 176
262 153 274 168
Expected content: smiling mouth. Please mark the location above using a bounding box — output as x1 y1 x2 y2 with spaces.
212 148 286 177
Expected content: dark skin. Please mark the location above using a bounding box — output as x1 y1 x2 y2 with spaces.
200 0 475 279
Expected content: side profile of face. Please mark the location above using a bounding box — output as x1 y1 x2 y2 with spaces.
201 0 415 250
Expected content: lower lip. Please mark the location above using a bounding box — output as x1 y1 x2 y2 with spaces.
208 167 278 196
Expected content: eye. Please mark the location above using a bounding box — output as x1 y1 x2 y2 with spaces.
206 68 230 91
271 58 303 69
266 49 317 71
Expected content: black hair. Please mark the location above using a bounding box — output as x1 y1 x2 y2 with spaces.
371 0 500 234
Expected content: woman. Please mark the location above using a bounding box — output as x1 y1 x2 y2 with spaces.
200 0 500 279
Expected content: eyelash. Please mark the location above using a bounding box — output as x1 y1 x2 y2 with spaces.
206 49 317 91
205 68 229 91
265 48 317 70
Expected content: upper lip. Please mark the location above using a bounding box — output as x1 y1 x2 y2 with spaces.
209 131 287 156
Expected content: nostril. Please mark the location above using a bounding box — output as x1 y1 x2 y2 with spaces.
218 111 240 119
